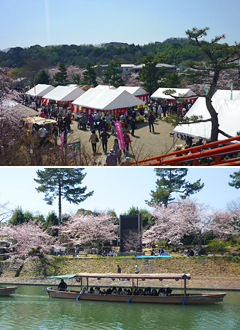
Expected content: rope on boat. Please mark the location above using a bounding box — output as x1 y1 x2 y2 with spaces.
76 295 80 301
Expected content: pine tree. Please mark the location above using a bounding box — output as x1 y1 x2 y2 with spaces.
53 63 69 86
34 70 50 85
146 169 204 207
81 61 97 86
183 27 240 141
34 168 93 224
139 54 165 95
103 59 124 87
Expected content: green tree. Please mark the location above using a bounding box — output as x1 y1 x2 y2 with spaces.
8 208 33 225
163 73 182 88
229 170 240 189
103 59 124 87
183 27 240 142
53 63 69 86
34 70 51 85
146 169 204 207
34 168 94 224
139 54 165 95
81 61 97 86
123 206 155 230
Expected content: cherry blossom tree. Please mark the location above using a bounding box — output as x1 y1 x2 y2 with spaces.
0 221 55 258
0 200 11 223
143 199 236 252
59 212 118 252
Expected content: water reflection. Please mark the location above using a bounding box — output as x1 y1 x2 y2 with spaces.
0 286 240 330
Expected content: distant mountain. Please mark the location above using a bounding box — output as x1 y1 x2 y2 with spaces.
162 38 187 44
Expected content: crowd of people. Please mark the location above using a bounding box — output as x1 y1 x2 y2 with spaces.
22 92 199 164
78 285 173 296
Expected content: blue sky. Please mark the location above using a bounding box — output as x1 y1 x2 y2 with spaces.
1 0 240 50
0 167 239 220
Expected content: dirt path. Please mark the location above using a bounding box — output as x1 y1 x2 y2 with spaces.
60 117 183 165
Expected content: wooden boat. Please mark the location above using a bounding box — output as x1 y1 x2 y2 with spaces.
0 286 18 296
45 273 226 305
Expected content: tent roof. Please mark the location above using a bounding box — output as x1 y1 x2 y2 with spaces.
43 86 85 102
95 85 116 90
213 89 240 100
117 86 148 96
72 88 143 110
173 97 240 140
151 87 196 100
26 84 55 97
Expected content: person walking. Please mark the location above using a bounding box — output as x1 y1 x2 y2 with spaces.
148 112 155 133
113 138 122 164
89 129 99 154
135 265 139 274
100 128 110 154
105 149 117 166
130 118 136 137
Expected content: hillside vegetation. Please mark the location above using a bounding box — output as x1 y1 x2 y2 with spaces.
0 40 204 69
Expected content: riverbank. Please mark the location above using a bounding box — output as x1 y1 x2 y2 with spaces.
1 255 240 290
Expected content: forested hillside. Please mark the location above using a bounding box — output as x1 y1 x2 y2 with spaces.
0 39 205 69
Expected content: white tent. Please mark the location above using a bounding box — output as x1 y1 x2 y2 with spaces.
26 84 55 97
213 89 240 100
117 86 149 102
173 97 240 140
95 85 116 90
42 86 85 104
151 87 196 101
72 88 143 115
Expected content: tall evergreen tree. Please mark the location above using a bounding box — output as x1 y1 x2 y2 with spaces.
229 170 240 189
81 61 97 86
183 27 240 142
34 168 93 224
53 63 69 86
34 70 50 85
139 54 165 95
103 59 124 87
146 169 204 207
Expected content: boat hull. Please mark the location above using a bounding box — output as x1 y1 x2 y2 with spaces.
46 290 226 305
0 286 18 296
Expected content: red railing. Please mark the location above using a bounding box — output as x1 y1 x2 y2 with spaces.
130 136 240 166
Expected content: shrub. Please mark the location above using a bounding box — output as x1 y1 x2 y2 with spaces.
207 238 228 254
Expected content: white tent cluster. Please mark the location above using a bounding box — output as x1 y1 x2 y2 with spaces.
72 87 144 116
151 87 197 102
173 91 240 140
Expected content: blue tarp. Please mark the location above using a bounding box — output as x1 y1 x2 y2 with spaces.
136 254 172 259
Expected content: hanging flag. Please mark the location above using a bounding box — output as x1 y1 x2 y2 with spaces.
205 84 208 95
230 83 233 100
114 121 125 150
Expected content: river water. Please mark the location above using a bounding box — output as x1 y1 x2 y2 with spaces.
0 285 240 330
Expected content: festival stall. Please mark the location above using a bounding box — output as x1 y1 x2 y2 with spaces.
151 87 197 104
173 97 240 140
42 86 85 107
117 86 149 102
72 88 143 116
26 84 55 97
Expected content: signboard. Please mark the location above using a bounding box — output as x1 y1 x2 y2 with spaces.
65 141 80 156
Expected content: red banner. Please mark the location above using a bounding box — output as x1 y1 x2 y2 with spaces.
114 121 125 150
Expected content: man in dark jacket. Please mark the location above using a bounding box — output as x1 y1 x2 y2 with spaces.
148 112 155 133
100 128 110 153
